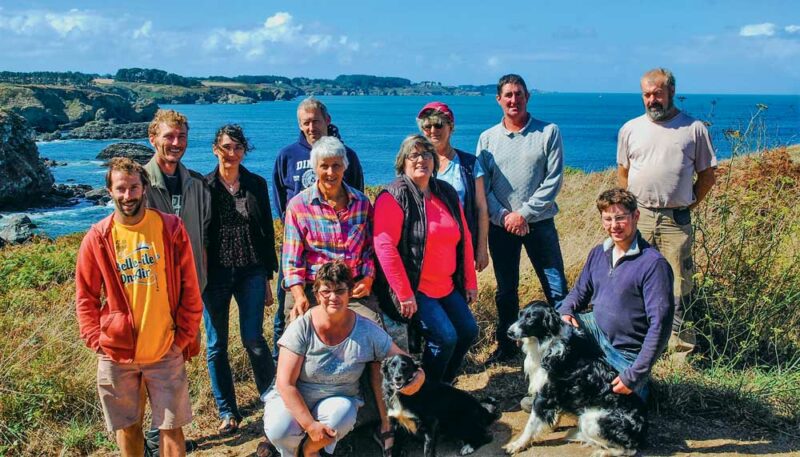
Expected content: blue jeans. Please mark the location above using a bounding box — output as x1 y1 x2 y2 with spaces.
415 290 479 384
272 268 286 360
575 312 649 400
203 265 276 420
489 218 568 353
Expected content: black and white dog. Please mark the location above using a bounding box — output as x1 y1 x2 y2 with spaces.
504 301 647 456
381 354 500 457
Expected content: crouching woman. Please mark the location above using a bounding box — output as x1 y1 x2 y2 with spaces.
261 260 423 457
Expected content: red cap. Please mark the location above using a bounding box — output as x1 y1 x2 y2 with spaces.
417 101 454 124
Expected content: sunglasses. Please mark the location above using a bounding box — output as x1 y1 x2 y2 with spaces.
422 122 445 131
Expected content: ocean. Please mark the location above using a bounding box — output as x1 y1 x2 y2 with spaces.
7 93 800 238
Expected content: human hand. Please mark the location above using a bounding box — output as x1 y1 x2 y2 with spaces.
399 297 417 319
352 277 374 298
561 314 579 328
305 421 336 442
466 289 478 304
264 280 274 307
611 376 633 395
475 247 489 272
289 291 310 321
503 212 529 236
398 368 426 395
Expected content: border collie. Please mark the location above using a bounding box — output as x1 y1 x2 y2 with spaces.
381 354 500 457
504 301 647 456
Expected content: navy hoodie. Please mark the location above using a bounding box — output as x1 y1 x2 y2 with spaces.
271 128 365 220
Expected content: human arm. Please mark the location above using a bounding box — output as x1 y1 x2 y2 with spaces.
476 135 512 227
557 248 597 322
271 153 288 221
689 167 716 210
373 193 415 311
617 165 629 189
275 346 334 441
75 234 104 352
173 221 204 352
618 258 675 391
281 203 308 294
515 125 564 223
352 199 376 298
259 175 280 276
473 176 490 271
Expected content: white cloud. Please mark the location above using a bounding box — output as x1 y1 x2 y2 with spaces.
0 9 110 37
204 12 358 60
740 23 777 37
786 25 800 34
133 21 152 39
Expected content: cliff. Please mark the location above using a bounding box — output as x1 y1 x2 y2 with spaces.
0 111 54 209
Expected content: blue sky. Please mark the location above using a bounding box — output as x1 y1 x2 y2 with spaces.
1 0 799 94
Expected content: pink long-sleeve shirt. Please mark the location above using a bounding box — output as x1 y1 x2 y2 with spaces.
374 192 477 301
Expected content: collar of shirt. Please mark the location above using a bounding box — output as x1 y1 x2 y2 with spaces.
603 235 641 258
308 182 356 210
500 113 534 137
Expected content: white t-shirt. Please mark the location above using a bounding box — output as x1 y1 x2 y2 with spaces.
617 112 717 208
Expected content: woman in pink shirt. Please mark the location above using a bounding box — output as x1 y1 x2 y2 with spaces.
373 134 479 385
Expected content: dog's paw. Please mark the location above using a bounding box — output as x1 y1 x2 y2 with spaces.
459 443 475 455
503 439 529 455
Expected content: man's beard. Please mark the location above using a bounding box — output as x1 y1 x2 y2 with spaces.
646 99 675 121
115 197 144 218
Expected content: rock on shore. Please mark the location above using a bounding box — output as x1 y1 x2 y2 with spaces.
97 142 154 164
0 111 55 210
69 120 149 139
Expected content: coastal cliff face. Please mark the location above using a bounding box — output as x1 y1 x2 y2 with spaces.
0 83 157 133
0 111 54 210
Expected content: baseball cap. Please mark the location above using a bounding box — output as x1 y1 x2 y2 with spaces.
417 101 454 124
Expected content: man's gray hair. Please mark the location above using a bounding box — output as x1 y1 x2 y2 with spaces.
311 136 349 170
642 68 676 90
297 97 330 119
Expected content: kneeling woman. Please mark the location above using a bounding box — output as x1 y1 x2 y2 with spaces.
262 261 422 457
374 134 479 385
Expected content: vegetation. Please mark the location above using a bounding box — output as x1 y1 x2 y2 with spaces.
114 68 202 88
0 71 99 86
1 119 798 454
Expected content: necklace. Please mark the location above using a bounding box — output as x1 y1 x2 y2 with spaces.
220 174 239 193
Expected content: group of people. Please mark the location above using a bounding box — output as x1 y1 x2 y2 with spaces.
74 67 717 457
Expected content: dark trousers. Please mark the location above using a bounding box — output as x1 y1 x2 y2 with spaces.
489 218 568 353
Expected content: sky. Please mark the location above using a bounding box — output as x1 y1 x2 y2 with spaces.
1 0 799 94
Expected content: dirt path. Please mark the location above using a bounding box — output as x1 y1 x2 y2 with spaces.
178 365 799 457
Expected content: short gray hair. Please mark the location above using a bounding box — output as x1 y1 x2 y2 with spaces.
642 68 676 90
297 97 330 119
311 136 349 170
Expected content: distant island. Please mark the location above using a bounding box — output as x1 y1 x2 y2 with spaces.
0 68 504 141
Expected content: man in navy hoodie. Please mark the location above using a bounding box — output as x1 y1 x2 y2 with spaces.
270 97 365 357
558 188 674 401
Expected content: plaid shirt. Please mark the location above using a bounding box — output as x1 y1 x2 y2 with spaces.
282 183 375 289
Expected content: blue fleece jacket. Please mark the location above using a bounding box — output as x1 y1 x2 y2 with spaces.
559 232 674 389
271 131 364 220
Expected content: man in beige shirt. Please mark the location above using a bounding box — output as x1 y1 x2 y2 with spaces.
617 68 717 356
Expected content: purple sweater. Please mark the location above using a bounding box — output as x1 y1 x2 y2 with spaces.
559 233 674 389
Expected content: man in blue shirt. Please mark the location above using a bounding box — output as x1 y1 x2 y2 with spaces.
557 188 674 401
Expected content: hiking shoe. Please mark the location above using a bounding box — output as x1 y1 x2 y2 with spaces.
520 395 533 413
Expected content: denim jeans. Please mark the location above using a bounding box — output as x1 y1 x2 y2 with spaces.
575 312 649 400
203 265 276 420
488 218 568 353
272 268 286 360
415 290 479 384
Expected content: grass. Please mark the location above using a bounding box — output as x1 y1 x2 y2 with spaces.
2 139 799 454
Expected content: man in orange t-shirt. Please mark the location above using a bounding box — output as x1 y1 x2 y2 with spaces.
75 157 203 457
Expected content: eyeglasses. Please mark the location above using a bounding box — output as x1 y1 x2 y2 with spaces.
316 287 349 298
406 151 434 161
218 143 245 153
422 122 445 131
601 213 632 225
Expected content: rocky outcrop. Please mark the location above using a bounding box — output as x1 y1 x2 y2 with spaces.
0 214 37 244
0 83 158 134
0 111 55 210
97 142 153 164
69 120 149 139
218 93 256 104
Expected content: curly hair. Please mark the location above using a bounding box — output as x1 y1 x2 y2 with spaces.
105 157 150 189
148 109 189 137
313 260 355 294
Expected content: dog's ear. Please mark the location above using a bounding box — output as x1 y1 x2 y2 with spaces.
543 306 563 336
381 358 391 377
542 339 567 371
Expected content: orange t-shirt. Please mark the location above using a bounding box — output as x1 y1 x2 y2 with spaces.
111 210 174 363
